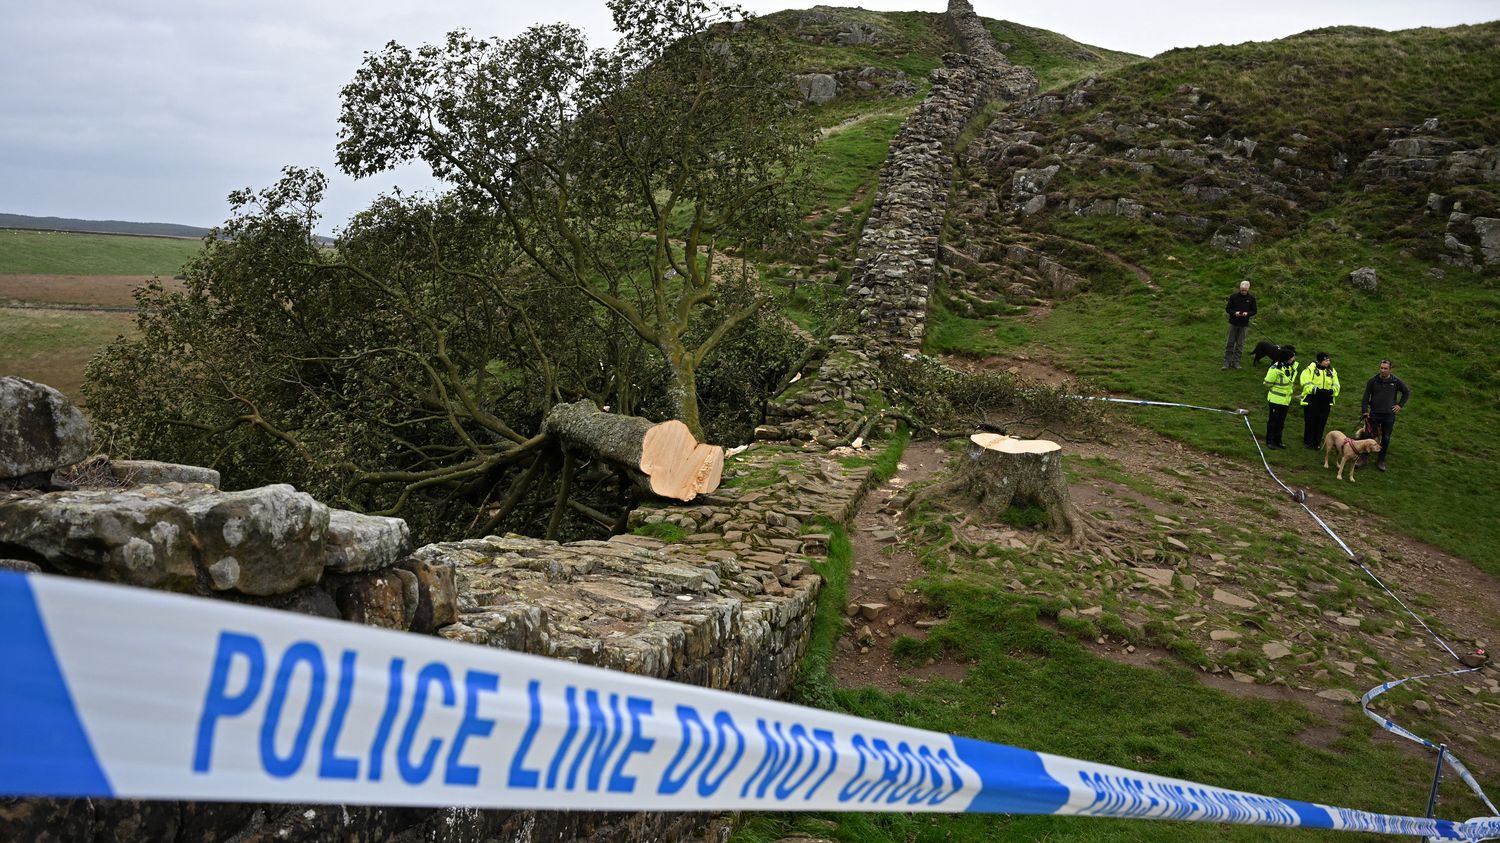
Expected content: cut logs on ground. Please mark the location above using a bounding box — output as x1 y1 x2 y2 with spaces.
542 400 723 501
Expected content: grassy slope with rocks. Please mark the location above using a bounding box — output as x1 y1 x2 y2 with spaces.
743 18 1500 843
753 8 1137 323
984 18 1140 91
943 21 1500 574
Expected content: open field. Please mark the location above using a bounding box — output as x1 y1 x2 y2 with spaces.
0 307 135 400
0 274 184 308
0 228 202 276
0 230 197 401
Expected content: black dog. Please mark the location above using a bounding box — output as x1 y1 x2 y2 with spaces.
1252 341 1296 365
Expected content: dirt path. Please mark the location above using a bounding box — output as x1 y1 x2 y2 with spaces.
830 438 954 692
0 274 182 309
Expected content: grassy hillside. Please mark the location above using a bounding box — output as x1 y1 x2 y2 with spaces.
943 21 1500 575
0 229 201 276
985 19 1140 90
0 212 212 239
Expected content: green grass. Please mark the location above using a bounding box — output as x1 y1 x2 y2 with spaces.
803 112 911 215
0 229 202 276
983 19 1142 90
790 521 854 711
743 576 1474 842
630 521 687 543
925 297 1034 356
0 308 136 401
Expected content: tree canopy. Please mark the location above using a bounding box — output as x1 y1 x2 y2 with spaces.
337 0 813 435
86 0 809 541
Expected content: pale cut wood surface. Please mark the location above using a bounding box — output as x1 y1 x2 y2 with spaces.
970 432 1060 454
641 419 724 500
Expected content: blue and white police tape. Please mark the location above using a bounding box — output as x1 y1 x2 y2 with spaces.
4 571 1500 839
1363 670 1499 816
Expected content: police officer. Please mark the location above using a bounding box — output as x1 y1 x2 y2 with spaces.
1299 351 1340 449
1263 349 1296 449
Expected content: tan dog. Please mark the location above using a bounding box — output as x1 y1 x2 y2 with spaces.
1322 430 1383 482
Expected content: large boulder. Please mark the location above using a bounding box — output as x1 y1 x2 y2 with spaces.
1473 217 1500 265
0 377 91 480
186 485 330 595
1211 225 1258 252
1349 267 1378 291
794 73 838 104
836 22 880 46
0 482 329 596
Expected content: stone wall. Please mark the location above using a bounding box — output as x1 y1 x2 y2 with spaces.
0 377 873 842
844 1 1037 352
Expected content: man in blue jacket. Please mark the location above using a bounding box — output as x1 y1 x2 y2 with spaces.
1361 359 1411 472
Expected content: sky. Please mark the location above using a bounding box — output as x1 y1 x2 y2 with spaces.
1 0 1494 235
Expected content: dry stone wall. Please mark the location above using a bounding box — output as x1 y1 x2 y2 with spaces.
0 377 871 842
844 1 1037 352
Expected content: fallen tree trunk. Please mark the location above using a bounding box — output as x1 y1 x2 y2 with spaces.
542 400 723 501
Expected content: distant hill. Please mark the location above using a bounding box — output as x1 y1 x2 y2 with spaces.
0 213 212 240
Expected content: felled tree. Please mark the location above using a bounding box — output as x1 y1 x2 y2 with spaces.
335 0 812 438
84 2 809 541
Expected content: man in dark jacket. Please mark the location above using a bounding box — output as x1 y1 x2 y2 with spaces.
1222 280 1257 369
1360 359 1411 472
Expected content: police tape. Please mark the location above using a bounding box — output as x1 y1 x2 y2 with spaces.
1363 670 1499 816
3 572 1500 839
1075 390 1500 829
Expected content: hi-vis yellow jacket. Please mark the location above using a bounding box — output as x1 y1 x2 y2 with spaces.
1299 362 1341 405
1264 363 1296 406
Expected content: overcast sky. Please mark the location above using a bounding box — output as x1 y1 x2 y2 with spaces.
2 0 1494 234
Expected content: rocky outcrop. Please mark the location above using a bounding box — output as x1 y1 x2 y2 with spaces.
795 72 838 104
1359 118 1500 184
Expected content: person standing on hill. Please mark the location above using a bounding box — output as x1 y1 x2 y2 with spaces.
1263 349 1296 449
1299 351 1340 449
1361 359 1410 472
1222 280 1257 370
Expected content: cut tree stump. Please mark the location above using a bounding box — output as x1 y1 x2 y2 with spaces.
542 400 723 501
962 433 1082 541
911 432 1085 543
